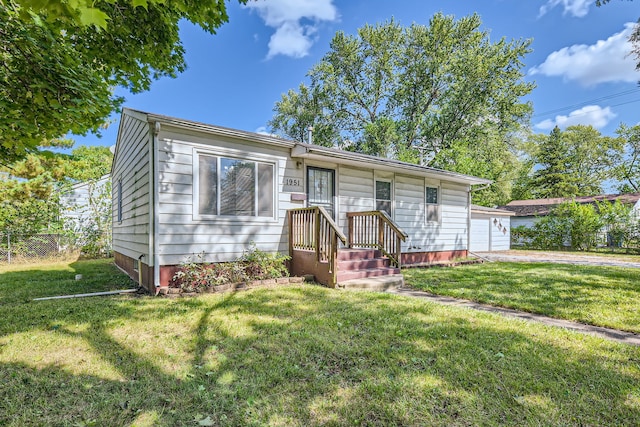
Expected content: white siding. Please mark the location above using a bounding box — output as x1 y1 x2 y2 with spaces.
155 128 300 265
470 212 512 251
395 176 470 252
112 113 151 261
470 218 490 251
491 216 511 250
337 166 374 231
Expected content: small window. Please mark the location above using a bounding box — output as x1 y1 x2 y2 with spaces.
375 180 392 216
426 186 439 223
117 179 122 222
198 154 275 218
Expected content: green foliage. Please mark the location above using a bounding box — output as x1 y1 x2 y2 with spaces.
0 146 112 255
613 123 640 192
1 0 244 163
515 200 640 251
172 245 290 292
270 15 533 162
522 126 623 199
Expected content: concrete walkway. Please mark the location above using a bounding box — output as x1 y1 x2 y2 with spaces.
387 287 640 346
474 250 640 269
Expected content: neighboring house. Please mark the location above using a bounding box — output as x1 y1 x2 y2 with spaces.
469 204 514 252
112 108 491 293
501 194 640 229
60 174 111 230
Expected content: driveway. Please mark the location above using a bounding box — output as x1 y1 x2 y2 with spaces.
474 250 640 268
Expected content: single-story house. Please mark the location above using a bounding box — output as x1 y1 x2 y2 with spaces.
112 108 491 293
501 193 640 229
469 204 514 252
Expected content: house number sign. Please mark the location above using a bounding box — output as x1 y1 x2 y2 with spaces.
282 176 303 192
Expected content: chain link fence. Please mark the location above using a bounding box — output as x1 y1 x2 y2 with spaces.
0 233 74 264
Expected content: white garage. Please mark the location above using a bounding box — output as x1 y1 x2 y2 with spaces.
469 205 514 252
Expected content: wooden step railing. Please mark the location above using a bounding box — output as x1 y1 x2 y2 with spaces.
347 211 408 267
288 206 347 288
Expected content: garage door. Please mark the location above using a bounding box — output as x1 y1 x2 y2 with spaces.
470 218 490 252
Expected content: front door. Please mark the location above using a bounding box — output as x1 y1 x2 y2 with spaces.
307 167 335 218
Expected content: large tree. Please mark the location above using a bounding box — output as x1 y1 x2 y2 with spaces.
523 125 623 199
1 0 244 164
269 14 534 163
613 123 640 192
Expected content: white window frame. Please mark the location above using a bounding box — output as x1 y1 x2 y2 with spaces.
193 149 277 221
375 179 393 217
425 185 440 224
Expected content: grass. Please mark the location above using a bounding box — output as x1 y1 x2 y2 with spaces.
508 249 640 262
403 262 640 333
0 260 639 426
0 258 136 305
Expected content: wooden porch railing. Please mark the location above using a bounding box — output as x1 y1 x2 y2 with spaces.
288 206 347 288
347 211 408 267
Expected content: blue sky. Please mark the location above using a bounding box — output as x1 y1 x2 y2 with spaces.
77 0 640 149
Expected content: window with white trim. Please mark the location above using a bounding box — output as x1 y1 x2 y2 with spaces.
425 186 439 223
375 180 392 216
197 154 275 218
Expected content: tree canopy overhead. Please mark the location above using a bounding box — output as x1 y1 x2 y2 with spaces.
1 0 244 164
269 14 534 163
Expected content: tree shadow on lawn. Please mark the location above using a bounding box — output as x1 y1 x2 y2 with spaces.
404 262 640 331
0 286 639 426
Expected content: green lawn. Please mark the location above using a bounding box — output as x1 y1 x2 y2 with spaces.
0 260 639 426
404 262 640 333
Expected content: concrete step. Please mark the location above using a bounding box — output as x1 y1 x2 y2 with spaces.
336 266 400 282
337 274 405 291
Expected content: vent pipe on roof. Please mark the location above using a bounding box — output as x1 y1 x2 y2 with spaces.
307 126 314 145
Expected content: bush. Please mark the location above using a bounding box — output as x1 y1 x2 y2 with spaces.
171 244 290 292
512 200 640 251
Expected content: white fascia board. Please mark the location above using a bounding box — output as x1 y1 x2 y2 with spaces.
291 144 491 186
145 113 296 150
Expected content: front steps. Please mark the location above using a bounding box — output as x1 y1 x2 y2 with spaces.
336 249 403 290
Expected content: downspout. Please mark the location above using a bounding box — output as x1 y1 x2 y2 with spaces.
152 121 161 293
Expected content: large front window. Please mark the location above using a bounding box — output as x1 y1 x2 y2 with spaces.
198 154 274 218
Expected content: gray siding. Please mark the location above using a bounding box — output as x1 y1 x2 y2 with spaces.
155 128 301 265
112 113 151 261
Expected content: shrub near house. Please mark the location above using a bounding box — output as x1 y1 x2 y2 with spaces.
171 244 290 293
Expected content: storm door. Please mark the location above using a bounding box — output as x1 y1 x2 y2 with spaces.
307 167 335 218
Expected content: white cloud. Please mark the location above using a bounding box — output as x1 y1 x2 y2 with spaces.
535 105 617 130
255 126 278 136
245 0 338 59
539 0 593 18
529 23 637 86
